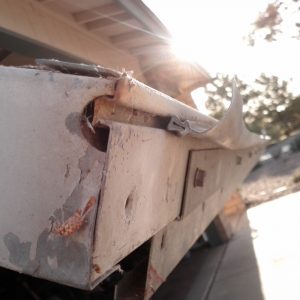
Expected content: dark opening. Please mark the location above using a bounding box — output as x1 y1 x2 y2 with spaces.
81 101 110 153
115 240 151 299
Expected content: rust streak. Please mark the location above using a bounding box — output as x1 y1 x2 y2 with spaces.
148 264 164 285
145 264 165 298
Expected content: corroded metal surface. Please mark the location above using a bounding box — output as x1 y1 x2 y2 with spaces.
89 121 216 286
0 63 264 296
0 66 113 288
145 147 263 299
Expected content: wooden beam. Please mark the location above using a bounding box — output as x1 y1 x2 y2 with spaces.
35 0 56 3
73 3 123 24
0 48 11 61
130 43 170 56
117 0 170 38
85 13 132 31
0 0 145 77
110 30 152 45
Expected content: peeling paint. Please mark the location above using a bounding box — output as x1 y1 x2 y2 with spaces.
78 146 104 183
65 112 82 138
3 230 90 287
4 233 31 268
0 66 112 289
2 144 105 288
54 145 104 223
47 255 58 269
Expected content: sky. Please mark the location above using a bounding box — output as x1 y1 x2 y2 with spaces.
143 0 300 111
144 0 300 80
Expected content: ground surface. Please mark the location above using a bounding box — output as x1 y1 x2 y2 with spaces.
154 191 300 300
153 151 300 300
242 151 300 206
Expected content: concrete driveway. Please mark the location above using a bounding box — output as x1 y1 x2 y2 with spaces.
153 191 300 300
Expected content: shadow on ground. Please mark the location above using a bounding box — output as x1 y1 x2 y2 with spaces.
246 151 300 181
152 214 264 300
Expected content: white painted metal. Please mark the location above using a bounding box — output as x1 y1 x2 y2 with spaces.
0 64 264 298
145 147 264 299
0 66 114 288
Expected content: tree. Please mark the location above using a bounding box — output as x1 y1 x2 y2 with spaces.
204 74 300 141
205 1 300 141
246 0 300 46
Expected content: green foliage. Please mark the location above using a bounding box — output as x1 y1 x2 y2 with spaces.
204 74 300 141
204 1 300 141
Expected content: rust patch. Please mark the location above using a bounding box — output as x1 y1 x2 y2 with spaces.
52 196 96 236
114 76 132 102
148 264 164 285
93 264 101 274
145 264 165 299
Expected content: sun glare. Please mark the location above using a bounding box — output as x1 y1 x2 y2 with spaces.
143 0 300 83
171 40 201 63
191 88 209 114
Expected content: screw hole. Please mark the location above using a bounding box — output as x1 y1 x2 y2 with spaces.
194 168 206 187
